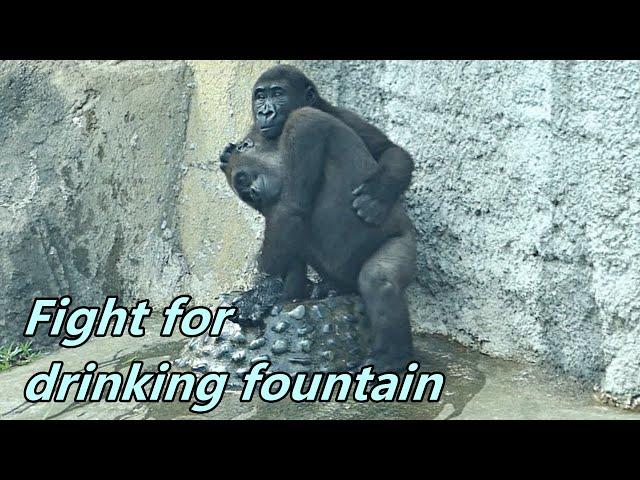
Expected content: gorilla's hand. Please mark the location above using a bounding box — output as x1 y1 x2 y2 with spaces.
228 275 284 326
352 167 398 225
219 142 237 170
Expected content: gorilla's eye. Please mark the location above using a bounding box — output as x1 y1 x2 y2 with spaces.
255 91 266 100
234 172 251 188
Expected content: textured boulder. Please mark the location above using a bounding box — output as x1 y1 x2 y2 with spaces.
176 295 371 388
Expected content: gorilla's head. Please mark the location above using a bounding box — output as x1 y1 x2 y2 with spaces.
252 65 319 140
220 142 282 212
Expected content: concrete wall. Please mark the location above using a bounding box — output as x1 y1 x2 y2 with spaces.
296 60 640 408
1 60 638 408
177 61 278 303
0 60 192 345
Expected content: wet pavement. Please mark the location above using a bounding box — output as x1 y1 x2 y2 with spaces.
0 314 637 420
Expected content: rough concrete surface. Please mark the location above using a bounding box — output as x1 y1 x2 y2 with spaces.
295 60 640 408
1 60 638 410
0 60 192 346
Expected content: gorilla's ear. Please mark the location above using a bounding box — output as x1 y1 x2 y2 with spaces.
305 85 317 106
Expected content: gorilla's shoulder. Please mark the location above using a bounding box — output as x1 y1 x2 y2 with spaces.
289 106 335 122
285 106 352 135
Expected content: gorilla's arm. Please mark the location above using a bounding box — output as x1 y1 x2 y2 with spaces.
324 104 414 225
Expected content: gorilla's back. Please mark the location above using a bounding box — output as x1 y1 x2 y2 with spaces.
304 114 413 289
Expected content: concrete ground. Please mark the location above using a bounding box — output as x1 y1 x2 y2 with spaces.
0 315 637 420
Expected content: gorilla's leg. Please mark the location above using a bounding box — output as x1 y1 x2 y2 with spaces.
357 229 417 371
282 259 311 301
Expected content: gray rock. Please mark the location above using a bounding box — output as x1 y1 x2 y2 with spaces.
343 314 358 324
272 339 289 355
250 355 270 364
287 305 306 319
248 337 266 350
311 305 326 320
192 363 208 373
215 343 233 358
0 60 191 348
321 351 335 361
272 320 290 333
231 350 246 362
299 339 312 353
322 324 333 334
231 332 247 344
297 325 315 336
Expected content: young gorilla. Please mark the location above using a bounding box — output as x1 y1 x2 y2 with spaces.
227 65 415 226
220 106 417 371
223 65 415 299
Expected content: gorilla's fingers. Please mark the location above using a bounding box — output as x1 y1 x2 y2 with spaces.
354 197 386 225
352 193 373 210
352 184 367 196
219 143 236 162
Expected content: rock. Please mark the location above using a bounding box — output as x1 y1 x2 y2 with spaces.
174 358 188 369
250 355 270 364
287 305 306 319
248 337 266 350
192 363 208 373
343 313 358 324
231 332 247 344
272 320 290 333
215 343 233 358
288 355 311 365
297 325 315 336
272 339 289 355
177 294 371 387
231 350 246 362
321 351 335 361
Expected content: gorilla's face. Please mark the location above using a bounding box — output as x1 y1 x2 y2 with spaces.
221 150 282 212
252 79 306 140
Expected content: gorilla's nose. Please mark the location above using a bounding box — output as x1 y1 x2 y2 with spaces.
258 106 276 125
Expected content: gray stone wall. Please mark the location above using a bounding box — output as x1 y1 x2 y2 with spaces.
0 60 192 346
297 60 640 407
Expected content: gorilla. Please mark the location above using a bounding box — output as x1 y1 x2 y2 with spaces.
248 64 414 226
219 66 417 370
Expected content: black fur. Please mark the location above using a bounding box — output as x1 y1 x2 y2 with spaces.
221 104 417 371
246 64 415 225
